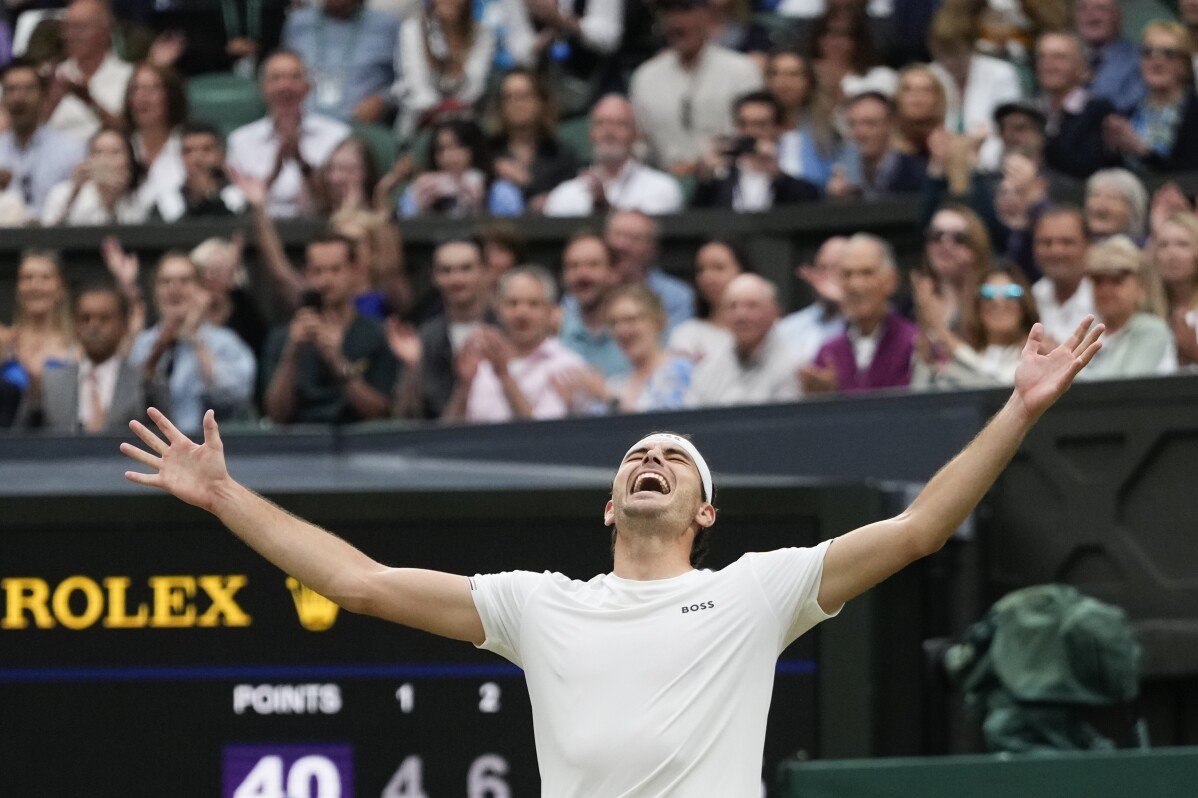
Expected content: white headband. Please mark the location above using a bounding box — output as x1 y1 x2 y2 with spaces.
623 434 713 502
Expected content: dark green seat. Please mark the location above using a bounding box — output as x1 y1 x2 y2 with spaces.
186 73 265 137
558 115 592 165
349 122 398 174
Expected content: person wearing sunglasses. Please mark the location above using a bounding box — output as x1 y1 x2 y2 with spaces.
915 206 991 335
1077 235 1177 381
1102 22 1198 173
912 266 1038 390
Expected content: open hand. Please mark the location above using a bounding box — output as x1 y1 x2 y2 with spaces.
385 316 422 367
121 408 231 512
102 235 139 289
1012 316 1103 421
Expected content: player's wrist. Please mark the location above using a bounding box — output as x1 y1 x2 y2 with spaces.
207 475 246 517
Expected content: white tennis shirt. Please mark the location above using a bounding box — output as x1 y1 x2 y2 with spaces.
470 540 839 797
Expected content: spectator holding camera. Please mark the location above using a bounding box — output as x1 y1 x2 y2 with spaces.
401 118 523 217
153 121 247 222
692 91 820 211
42 127 152 226
42 0 133 143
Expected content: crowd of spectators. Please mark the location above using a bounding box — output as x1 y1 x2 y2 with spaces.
1 0 1198 432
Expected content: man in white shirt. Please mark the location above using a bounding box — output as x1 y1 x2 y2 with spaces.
227 50 349 218
123 303 1105 795
1030 207 1095 345
543 94 683 217
43 0 133 142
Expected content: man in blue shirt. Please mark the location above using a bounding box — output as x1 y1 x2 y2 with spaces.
559 230 630 378
1077 0 1145 114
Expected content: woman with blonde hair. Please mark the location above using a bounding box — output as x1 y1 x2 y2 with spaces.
894 64 947 159
1149 211 1198 365
913 205 991 336
0 250 76 409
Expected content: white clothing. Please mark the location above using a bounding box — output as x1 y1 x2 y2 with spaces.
226 114 350 218
543 160 683 217
930 54 1023 171
154 183 248 222
77 356 120 430
500 0 623 65
448 320 484 353
134 131 185 209
841 66 898 99
733 167 773 212
1032 277 1095 345
46 53 134 142
848 322 884 372
686 327 803 407
470 541 839 797
667 319 732 364
41 180 153 226
393 17 496 138
776 303 845 368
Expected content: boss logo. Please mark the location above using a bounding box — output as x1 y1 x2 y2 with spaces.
681 601 715 614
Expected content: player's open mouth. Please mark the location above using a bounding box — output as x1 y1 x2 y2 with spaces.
631 471 670 495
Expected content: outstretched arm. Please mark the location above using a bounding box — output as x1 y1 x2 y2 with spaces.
120 408 484 643
816 317 1104 613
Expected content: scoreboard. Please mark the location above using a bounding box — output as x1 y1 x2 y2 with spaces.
0 483 880 796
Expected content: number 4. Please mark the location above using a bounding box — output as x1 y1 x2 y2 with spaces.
382 756 427 798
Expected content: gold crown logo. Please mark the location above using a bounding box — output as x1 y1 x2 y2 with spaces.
286 577 341 632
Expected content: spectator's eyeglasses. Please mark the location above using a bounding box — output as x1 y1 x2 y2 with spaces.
926 229 969 245
1139 45 1186 60
978 284 1025 301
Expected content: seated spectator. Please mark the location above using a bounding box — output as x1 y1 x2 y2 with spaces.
0 59 86 223
18 283 145 432
130 252 256 433
693 91 820 211
708 0 770 68
1103 22 1198 174
558 230 629 378
766 48 837 187
262 234 395 424
542 94 684 216
227 50 350 218
1077 0 1144 113
392 238 495 419
43 0 133 142
124 62 187 208
489 68 578 214
668 238 745 364
282 0 398 124
1085 169 1148 242
912 265 1038 390
1031 207 1095 345
401 119 523 217
1150 211 1198 367
447 265 586 422
827 92 926 200
555 285 693 413
802 234 918 395
153 121 247 222
313 136 380 216
145 0 286 78
806 0 896 102
42 127 153 225
915 205 992 333
1078 234 1177 380
628 0 762 175
686 273 801 406
605 210 695 333
394 0 496 140
993 103 1048 167
893 64 947 161
0 251 76 411
191 237 269 357
477 221 526 290
776 235 847 367
1033 32 1118 180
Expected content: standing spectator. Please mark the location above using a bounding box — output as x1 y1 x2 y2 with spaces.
628 0 762 175
42 128 153 225
686 272 801 406
489 68 578 214
447 266 587 423
282 0 398 124
227 50 350 218
912 266 1038 390
1103 22 1198 174
124 62 187 207
43 0 133 142
1077 0 1145 114
558 230 628 378
806 0 896 102
146 0 287 78
542 95 683 216
802 234 918 395
893 64 947 160
0 251 76 412
605 210 695 333
261 234 395 424
129 252 256 434
18 283 144 433
1085 169 1149 242
1033 32 1118 180
1078 235 1176 380
708 0 770 67
153 121 247 222
1151 212 1198 367
915 205 991 334
0 60 85 223
394 0 496 139
777 235 847 367
667 238 745 364
190 237 269 357
1031 207 1095 345
827 92 926 200
692 91 820 211
766 49 837 187
400 118 523 217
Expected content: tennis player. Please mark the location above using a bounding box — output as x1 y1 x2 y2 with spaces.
121 316 1103 796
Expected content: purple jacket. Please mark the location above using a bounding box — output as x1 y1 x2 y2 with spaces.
814 310 918 393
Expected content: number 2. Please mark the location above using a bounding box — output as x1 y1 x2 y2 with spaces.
478 682 501 713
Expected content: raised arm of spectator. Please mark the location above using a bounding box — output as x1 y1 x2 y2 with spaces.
120 408 485 642
101 236 147 349
232 169 304 312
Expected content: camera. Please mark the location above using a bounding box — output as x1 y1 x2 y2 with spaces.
301 289 323 311
723 135 758 159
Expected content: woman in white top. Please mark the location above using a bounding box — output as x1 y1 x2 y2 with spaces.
1149 212 1198 368
42 128 153 226
912 265 1038 390
124 62 187 208
667 239 746 364
394 0 496 140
